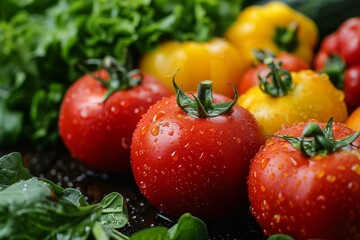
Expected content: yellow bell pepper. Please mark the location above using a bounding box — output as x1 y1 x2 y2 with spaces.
237 52 347 136
226 1 318 65
139 38 249 97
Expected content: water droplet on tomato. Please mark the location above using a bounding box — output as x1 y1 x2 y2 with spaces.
140 126 147 135
260 157 270 169
120 100 126 106
80 110 88 118
139 181 146 189
337 165 346 170
110 106 116 112
151 126 160 136
121 137 130 149
261 199 270 210
269 173 275 180
143 164 149 170
289 157 298 166
168 130 174 136
184 142 190 148
134 108 140 114
142 172 147 177
316 170 325 178
199 152 204 159
260 185 266 192
273 214 281 223
178 164 185 171
326 175 336 183
176 114 182 119
209 128 216 133
152 111 166 123
235 137 242 144
66 134 72 140
217 140 222 146
351 164 360 175
190 125 195 132
316 195 326 201
348 181 359 192
171 151 178 161
277 192 285 202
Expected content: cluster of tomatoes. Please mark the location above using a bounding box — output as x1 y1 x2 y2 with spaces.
58 3 360 239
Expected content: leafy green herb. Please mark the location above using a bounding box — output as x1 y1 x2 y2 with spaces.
0 152 31 188
0 152 209 239
0 0 242 148
129 213 209 240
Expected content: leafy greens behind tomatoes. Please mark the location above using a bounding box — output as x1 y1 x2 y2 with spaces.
0 0 242 148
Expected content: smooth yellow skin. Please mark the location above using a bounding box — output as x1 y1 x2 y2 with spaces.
139 38 249 98
237 70 348 136
225 1 318 64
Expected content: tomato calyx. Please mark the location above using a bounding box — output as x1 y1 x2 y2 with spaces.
321 54 346 89
279 117 360 157
79 56 143 101
255 49 292 97
173 77 238 118
273 21 299 53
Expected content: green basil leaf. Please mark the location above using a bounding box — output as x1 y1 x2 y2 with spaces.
61 188 89 207
0 152 31 187
0 178 102 240
129 213 209 240
129 226 169 240
99 192 129 229
168 213 209 240
0 178 53 211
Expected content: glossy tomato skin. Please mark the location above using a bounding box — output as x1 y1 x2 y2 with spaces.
131 94 265 221
248 120 360 239
59 69 171 173
238 52 309 95
344 65 360 112
314 17 360 112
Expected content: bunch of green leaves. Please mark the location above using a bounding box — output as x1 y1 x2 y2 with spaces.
0 152 209 240
0 0 242 149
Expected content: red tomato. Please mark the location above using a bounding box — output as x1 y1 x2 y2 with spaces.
314 17 360 112
59 68 171 173
248 119 360 239
238 52 308 95
131 83 265 220
344 65 360 112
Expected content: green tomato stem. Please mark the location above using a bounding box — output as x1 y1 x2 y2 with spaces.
279 117 360 157
254 49 292 97
173 75 238 118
